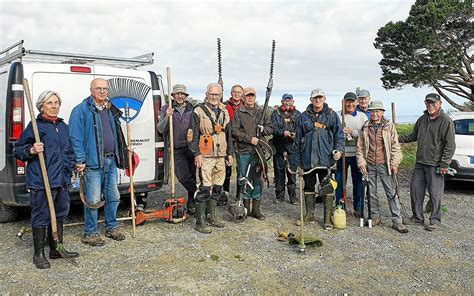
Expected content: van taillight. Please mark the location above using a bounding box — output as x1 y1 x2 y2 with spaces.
156 150 164 158
10 97 23 140
70 66 91 73
16 160 25 175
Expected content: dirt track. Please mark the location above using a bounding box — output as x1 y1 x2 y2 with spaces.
0 171 472 294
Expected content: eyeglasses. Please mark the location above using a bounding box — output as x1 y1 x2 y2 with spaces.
208 93 221 98
94 87 109 93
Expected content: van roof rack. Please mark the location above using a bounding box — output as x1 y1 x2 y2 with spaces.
0 40 154 69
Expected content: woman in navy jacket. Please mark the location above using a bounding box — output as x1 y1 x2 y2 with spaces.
14 90 79 269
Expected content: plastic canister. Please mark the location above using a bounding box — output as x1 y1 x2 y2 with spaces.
332 205 347 230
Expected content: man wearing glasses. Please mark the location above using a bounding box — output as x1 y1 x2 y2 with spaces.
293 89 344 230
188 83 233 233
69 78 127 246
399 93 455 231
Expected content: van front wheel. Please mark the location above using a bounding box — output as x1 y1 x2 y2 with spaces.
0 203 18 223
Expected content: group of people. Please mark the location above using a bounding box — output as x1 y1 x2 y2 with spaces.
14 78 455 269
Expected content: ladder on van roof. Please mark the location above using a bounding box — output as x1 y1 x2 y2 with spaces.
0 40 154 69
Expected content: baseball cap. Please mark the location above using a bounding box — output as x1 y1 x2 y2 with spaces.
425 93 441 102
310 89 325 98
243 87 256 96
343 92 357 101
357 89 370 98
282 93 293 100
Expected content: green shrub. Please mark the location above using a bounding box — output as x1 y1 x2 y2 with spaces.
396 124 417 169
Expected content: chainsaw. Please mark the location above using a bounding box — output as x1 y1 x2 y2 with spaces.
135 197 187 225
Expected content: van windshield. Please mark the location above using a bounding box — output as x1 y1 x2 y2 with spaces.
454 119 474 136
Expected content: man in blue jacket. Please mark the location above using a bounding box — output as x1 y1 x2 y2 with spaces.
15 90 79 268
271 93 300 204
69 78 126 246
293 89 344 230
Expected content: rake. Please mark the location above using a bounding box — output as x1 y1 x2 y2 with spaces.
107 77 151 238
108 77 151 121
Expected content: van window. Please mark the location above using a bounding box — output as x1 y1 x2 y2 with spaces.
454 119 474 136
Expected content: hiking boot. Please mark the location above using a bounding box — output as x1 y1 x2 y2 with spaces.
392 222 409 234
105 229 125 241
424 223 439 232
403 216 424 226
82 233 106 247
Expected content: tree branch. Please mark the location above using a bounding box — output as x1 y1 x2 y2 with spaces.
433 85 470 111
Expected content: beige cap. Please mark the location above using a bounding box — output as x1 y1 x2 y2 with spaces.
243 87 256 96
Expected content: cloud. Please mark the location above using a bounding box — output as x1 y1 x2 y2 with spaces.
2 0 448 120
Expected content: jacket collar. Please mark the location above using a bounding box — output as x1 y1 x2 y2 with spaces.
305 103 329 114
36 114 64 124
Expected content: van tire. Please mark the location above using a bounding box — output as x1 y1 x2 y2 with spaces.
0 203 18 223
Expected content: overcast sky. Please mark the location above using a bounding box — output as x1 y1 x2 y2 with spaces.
1 0 453 122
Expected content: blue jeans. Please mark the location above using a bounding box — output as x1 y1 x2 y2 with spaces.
83 157 120 235
237 153 262 201
335 156 363 210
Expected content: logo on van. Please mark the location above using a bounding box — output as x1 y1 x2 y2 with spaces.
107 78 151 121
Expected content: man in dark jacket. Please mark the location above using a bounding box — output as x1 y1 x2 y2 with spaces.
232 87 273 220
271 93 300 204
15 91 79 269
293 89 344 230
399 93 455 231
69 78 127 246
157 84 197 214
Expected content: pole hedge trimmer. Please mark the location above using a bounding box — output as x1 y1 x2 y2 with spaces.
217 37 223 96
254 40 276 187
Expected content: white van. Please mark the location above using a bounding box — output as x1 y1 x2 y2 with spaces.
0 40 166 222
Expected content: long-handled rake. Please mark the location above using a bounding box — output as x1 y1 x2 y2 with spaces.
107 77 151 238
23 79 77 266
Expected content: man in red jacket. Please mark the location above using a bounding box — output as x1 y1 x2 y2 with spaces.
221 85 243 204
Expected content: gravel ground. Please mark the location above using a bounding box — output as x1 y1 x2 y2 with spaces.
0 169 472 294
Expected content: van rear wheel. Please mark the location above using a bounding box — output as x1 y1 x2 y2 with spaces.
0 203 18 223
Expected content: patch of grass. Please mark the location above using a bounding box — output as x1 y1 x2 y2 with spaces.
396 124 417 169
